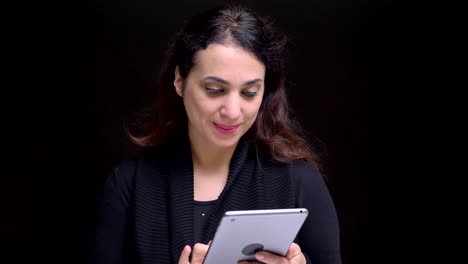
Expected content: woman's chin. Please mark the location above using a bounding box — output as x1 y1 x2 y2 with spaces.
210 137 240 149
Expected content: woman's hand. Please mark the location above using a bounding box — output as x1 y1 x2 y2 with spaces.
239 243 306 264
178 242 210 264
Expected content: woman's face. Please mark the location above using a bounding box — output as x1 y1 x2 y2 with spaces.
174 43 265 150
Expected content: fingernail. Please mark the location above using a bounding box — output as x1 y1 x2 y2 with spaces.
256 253 264 260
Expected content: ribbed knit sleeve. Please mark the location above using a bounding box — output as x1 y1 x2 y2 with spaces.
95 160 136 264
292 160 342 264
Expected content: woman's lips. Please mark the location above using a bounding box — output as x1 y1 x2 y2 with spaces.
213 122 239 134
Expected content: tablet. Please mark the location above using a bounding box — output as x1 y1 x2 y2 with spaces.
202 208 308 264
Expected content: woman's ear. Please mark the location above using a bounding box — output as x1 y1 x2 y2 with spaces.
174 66 183 97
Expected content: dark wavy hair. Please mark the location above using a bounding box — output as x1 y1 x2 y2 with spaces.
130 5 320 168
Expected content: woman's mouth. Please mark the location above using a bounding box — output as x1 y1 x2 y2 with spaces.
213 122 239 135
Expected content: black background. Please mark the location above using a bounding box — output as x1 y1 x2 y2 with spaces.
2 0 450 263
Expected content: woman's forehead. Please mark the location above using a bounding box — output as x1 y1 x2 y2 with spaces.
190 43 265 82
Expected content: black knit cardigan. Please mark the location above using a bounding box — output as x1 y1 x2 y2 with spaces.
94 135 337 263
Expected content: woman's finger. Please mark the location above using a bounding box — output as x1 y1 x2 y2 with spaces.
178 245 191 264
255 250 287 264
286 243 302 260
191 243 209 264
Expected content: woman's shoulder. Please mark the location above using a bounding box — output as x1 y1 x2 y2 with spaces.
290 159 322 179
289 159 338 221
289 159 329 193
103 144 174 199
114 143 174 173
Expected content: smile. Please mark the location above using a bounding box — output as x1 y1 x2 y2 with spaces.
213 122 239 135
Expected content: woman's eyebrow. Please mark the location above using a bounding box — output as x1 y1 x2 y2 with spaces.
203 76 263 86
243 78 263 86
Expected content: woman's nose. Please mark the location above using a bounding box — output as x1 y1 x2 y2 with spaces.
219 95 241 120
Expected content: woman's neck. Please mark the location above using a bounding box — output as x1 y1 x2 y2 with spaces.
188 130 239 201
190 139 237 172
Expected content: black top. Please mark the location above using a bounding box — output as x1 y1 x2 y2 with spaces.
94 137 341 263
193 200 217 243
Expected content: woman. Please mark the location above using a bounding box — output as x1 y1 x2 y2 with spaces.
95 4 341 264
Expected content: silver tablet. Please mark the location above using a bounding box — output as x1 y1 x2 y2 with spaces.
203 208 309 264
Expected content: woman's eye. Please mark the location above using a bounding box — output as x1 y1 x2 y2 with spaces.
242 91 257 98
206 87 224 95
